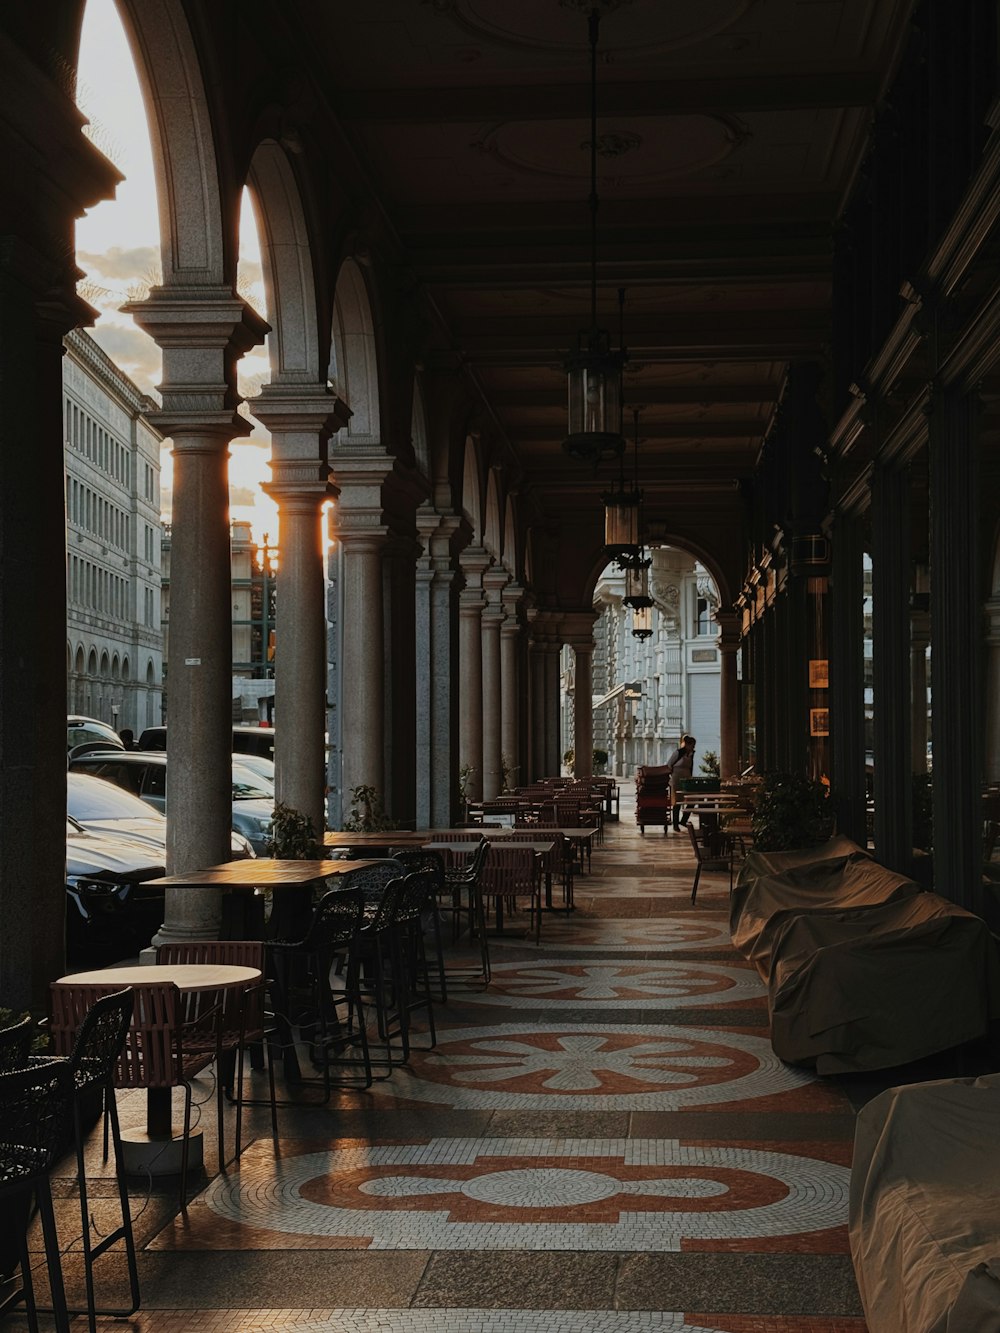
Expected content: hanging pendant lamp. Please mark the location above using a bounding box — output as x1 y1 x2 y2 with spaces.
631 603 654 640
609 404 647 571
562 7 626 465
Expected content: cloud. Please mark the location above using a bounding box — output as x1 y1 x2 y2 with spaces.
229 485 260 508
88 321 161 394
78 245 160 281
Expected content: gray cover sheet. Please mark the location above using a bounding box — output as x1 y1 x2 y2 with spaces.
851 1073 1000 1332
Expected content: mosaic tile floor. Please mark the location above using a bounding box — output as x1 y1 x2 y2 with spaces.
16 786 868 1330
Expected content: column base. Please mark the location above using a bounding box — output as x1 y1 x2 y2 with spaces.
120 1126 204 1177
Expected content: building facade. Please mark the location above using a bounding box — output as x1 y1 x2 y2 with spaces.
64 328 163 733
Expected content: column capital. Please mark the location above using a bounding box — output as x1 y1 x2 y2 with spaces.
501 581 528 634
251 381 351 443
483 567 510 621
262 457 334 509
560 609 599 650
416 505 463 568
714 608 743 651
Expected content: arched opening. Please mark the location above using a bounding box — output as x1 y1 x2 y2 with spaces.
582 546 723 780
330 258 381 445
461 437 482 543
484 470 502 561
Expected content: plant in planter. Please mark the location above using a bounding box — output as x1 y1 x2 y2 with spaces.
341 784 396 833
457 764 476 808
563 747 575 774
750 770 834 852
500 752 518 794
592 748 609 774
266 802 321 859
699 749 721 779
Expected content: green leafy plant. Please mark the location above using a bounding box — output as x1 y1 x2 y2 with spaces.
500 752 518 794
563 747 575 772
592 748 609 772
0 1008 48 1055
341 784 396 833
458 764 476 805
266 802 321 859
700 749 721 779
750 770 834 852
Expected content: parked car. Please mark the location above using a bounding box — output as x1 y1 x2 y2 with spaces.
67 771 255 860
67 751 275 853
137 723 276 765
65 814 166 966
67 715 125 759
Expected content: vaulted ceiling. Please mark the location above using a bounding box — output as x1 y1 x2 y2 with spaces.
294 0 916 598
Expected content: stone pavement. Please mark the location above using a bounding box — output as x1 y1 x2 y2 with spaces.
14 787 868 1331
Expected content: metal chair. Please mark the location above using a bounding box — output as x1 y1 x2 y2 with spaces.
441 837 491 985
0 1060 74 1333
0 1015 33 1074
687 820 735 904
266 886 372 1097
156 940 277 1162
388 848 449 1001
46 986 139 1332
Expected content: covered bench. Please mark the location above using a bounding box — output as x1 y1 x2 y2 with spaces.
851 1073 1000 1331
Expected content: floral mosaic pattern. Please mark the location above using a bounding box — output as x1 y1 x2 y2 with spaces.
461 959 763 1008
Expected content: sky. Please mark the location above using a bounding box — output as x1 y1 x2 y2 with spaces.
75 0 279 542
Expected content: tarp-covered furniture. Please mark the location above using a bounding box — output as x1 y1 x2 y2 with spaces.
635 764 671 834
730 838 1000 1073
851 1073 1000 1332
731 836 921 975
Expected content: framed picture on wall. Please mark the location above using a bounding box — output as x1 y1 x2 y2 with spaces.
808 659 829 689
810 707 830 737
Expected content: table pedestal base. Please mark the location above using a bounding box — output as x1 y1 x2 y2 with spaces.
120 1126 203 1178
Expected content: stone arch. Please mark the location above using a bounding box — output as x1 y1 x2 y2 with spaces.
111 653 121 681
329 257 381 443
503 501 518 578
411 375 430 479
123 656 131 681
146 659 156 685
461 436 482 541
583 536 732 611
115 0 230 284
100 650 111 677
484 469 502 560
246 140 325 383
87 648 98 676
524 529 535 587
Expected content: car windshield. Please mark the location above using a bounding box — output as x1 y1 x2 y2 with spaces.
68 773 165 823
232 764 274 801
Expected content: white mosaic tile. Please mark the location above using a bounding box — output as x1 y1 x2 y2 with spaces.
462 959 763 1008
492 917 732 952
226 1314 728 1333
375 1021 813 1110
203 1136 850 1252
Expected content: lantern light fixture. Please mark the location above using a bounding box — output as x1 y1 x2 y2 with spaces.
562 7 626 465
631 603 653 640
623 561 653 610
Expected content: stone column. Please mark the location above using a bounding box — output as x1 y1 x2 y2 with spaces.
128 291 267 946
0 244 101 1007
256 387 346 839
383 531 421 827
333 453 396 812
715 610 742 779
459 546 490 802
481 568 508 799
500 583 526 791
529 635 547 782
562 611 598 778
929 388 982 911
871 461 912 873
545 637 563 778
415 509 462 827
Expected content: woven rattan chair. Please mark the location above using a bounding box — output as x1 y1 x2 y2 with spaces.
388 848 448 1001
156 940 277 1162
52 979 220 1211
687 821 735 904
479 844 543 945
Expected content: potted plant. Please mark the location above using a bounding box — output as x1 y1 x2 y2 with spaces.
266 802 321 859
341 784 396 834
750 770 834 852
592 748 609 774
700 749 721 779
